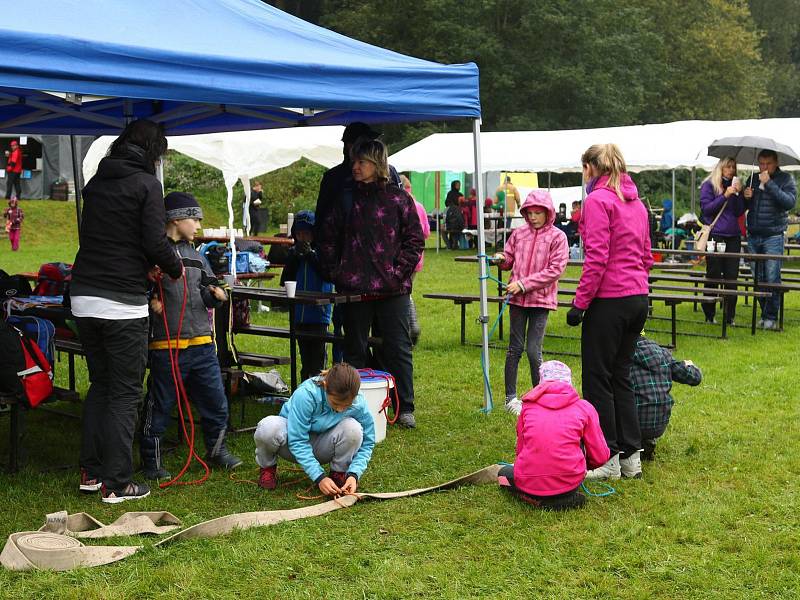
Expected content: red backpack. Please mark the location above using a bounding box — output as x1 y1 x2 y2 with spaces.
32 262 72 296
0 321 53 408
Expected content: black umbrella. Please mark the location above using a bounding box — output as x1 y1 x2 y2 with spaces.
707 135 800 166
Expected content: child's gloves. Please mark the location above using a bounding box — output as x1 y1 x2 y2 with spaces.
295 241 313 257
566 306 584 327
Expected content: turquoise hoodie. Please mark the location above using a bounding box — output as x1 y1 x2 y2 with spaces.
280 377 375 482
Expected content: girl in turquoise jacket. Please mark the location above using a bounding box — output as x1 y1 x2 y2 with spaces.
253 363 375 495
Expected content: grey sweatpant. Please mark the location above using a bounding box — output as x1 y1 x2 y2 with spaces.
253 415 363 473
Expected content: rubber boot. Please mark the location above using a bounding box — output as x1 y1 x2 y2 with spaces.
205 442 243 470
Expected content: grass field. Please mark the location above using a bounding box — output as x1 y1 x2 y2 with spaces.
0 201 798 598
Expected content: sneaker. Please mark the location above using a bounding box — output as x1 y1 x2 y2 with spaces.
726 319 736 327
258 465 277 490
620 451 643 479
705 317 718 325
101 481 150 504
205 445 243 470
585 454 621 480
142 466 172 481
758 318 766 329
79 468 102 493
397 412 416 428
504 397 522 416
329 470 347 489
763 319 779 331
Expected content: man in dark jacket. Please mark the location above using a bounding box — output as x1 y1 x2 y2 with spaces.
743 150 797 329
70 120 183 503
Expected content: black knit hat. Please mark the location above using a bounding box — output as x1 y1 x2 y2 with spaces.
164 191 203 221
342 122 380 145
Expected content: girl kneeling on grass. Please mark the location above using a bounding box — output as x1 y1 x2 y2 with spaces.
494 190 569 415
498 361 610 511
253 363 375 495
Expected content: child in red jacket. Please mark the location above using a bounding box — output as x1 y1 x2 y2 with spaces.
498 360 609 510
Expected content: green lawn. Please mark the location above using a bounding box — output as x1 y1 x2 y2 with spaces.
0 201 798 598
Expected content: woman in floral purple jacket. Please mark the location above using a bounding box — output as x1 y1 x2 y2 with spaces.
318 138 424 428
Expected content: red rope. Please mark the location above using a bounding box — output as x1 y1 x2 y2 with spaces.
357 368 400 425
156 272 210 488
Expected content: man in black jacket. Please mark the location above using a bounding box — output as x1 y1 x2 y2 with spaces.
70 120 183 504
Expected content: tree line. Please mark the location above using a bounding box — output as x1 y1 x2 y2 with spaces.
267 0 800 151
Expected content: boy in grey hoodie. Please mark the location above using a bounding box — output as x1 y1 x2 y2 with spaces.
140 192 242 480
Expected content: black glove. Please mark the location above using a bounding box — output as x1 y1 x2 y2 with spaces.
566 306 584 327
295 241 312 257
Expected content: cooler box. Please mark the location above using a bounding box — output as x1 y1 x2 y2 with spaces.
358 370 394 444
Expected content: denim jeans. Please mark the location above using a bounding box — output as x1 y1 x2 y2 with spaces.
140 343 230 468
77 316 149 490
504 305 549 400
747 234 784 321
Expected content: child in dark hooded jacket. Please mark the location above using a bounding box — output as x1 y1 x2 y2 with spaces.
498 360 609 510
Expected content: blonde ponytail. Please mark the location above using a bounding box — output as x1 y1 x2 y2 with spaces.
581 143 628 201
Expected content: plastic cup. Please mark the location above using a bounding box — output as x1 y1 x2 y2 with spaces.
717 241 727 253
706 240 716 253
284 281 297 298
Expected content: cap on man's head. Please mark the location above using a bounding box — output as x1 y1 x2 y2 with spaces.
342 122 380 145
9 140 18 147
164 191 203 221
538 360 572 384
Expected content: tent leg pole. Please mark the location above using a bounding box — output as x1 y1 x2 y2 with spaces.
70 135 82 235
472 119 491 412
690 167 696 216
671 169 676 250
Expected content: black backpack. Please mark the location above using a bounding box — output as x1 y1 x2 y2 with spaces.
0 273 32 299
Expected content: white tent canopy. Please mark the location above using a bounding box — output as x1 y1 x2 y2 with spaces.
83 126 345 231
390 118 800 174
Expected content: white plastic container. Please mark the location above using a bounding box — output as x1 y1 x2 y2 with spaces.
359 371 394 444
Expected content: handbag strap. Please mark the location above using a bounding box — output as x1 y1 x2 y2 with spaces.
708 200 728 229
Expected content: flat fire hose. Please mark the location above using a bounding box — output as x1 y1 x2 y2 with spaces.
2 465 500 571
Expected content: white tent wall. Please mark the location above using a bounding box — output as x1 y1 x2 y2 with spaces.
390 118 800 174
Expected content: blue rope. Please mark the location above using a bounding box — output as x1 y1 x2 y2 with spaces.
580 481 616 497
477 253 511 414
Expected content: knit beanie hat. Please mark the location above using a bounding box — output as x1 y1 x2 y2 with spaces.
291 210 315 237
164 191 203 221
539 360 572 384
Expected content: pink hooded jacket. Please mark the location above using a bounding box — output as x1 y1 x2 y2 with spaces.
413 199 431 272
514 381 610 496
499 190 568 310
574 173 653 310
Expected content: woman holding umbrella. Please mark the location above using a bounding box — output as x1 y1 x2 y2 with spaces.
699 157 744 325
566 143 652 480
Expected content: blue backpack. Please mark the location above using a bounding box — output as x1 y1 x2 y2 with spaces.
6 315 56 365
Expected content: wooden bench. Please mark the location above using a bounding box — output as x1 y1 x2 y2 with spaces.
424 290 719 349
0 387 80 473
54 338 84 392
651 270 800 332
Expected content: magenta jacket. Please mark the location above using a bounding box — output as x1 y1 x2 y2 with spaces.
499 190 568 310
514 381 610 496
413 199 430 272
574 173 653 310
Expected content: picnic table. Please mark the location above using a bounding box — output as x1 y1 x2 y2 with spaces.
654 248 800 333
225 286 363 391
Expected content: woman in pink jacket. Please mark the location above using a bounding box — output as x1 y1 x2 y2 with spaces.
498 360 609 510
494 190 568 415
401 174 430 345
567 143 653 480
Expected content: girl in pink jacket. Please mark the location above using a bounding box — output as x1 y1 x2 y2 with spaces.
494 190 568 415
567 143 653 481
498 361 609 510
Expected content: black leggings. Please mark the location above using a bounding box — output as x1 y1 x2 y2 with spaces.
498 465 585 511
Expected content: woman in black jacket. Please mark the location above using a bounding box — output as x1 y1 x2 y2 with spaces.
70 119 183 503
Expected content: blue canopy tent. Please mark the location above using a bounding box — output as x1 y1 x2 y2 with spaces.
0 0 494 410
